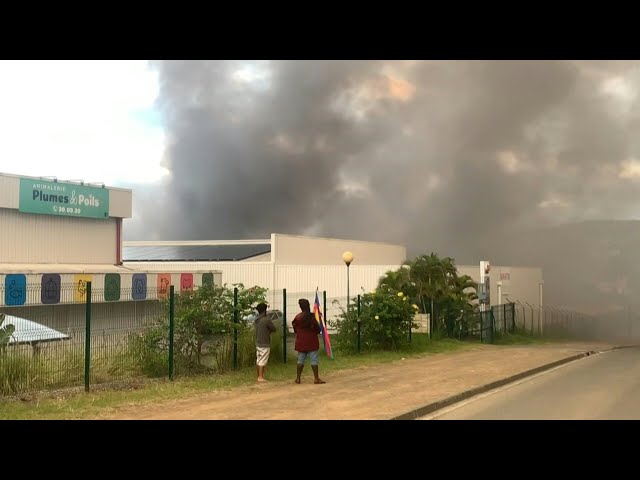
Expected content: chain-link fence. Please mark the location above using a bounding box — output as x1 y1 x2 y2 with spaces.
539 305 640 342
7 277 619 398
0 282 168 396
0 282 348 396
491 303 516 334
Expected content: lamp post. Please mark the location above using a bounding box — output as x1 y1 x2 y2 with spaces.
342 251 354 310
539 280 544 335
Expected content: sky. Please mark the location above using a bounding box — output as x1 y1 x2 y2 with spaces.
3 60 640 263
0 60 167 185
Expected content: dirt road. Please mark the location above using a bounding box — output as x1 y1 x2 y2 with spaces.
97 342 614 420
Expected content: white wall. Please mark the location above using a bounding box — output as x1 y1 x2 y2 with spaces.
0 209 118 264
274 264 399 299
0 172 132 265
123 261 399 299
272 234 406 265
0 174 20 209
458 264 543 307
109 189 132 218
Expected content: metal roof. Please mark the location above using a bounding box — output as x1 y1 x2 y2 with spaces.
1 314 70 345
123 244 272 262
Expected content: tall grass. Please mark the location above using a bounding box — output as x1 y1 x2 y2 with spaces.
0 347 84 396
0 336 153 396
492 327 548 345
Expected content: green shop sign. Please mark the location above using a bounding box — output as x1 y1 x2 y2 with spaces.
19 178 110 219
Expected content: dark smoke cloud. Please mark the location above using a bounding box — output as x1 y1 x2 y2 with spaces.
125 60 640 311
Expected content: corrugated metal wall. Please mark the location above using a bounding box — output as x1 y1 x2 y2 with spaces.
121 260 543 311
123 261 275 289
275 264 398 298
0 175 19 209
0 209 117 264
122 261 397 305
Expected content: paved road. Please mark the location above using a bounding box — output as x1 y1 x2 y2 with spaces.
421 347 640 420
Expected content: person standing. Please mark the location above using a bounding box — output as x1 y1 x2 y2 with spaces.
254 302 276 382
292 298 326 384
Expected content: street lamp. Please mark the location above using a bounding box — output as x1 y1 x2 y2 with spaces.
342 251 354 310
539 280 544 335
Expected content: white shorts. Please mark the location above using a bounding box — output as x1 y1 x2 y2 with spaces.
256 347 271 366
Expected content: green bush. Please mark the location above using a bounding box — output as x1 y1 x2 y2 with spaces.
330 286 418 353
134 283 268 375
127 328 169 377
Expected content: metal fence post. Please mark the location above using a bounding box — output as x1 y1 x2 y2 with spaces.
357 294 361 352
490 310 495 343
407 295 412 343
323 290 327 323
233 287 238 370
283 288 287 364
503 303 506 333
510 304 515 332
169 285 175 380
84 281 92 393
480 311 484 344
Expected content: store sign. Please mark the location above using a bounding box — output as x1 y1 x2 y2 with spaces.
19 178 109 219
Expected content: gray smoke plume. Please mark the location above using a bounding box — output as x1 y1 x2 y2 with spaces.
126 60 640 312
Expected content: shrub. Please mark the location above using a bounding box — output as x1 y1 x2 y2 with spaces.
330 285 418 353
133 283 268 375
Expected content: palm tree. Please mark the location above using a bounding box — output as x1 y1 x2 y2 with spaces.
378 253 479 337
438 274 477 336
378 267 411 292
458 275 479 298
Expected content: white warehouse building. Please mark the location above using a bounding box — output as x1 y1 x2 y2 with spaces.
0 171 542 331
123 234 406 303
0 172 221 335
123 235 545 317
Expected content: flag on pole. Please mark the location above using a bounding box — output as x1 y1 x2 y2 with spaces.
314 289 333 358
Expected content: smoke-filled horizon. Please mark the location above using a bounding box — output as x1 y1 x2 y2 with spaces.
126 60 640 268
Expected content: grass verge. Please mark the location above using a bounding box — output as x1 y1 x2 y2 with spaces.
0 335 471 420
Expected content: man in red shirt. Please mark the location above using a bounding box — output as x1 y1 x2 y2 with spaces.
292 298 326 384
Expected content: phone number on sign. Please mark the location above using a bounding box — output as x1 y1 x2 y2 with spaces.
53 206 81 215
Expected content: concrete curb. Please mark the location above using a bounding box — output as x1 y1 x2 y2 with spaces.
390 350 599 420
609 345 640 350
